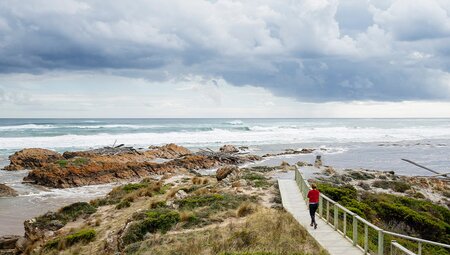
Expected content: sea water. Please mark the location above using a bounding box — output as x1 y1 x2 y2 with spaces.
0 118 449 235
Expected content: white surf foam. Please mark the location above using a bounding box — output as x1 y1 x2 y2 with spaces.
1 125 449 150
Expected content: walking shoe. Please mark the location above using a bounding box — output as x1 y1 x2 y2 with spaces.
314 223 317 229
310 223 313 227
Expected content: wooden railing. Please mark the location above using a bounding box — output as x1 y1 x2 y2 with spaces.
294 169 450 255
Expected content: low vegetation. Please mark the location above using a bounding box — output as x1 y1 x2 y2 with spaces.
33 202 96 230
44 229 96 251
317 182 450 255
124 209 328 255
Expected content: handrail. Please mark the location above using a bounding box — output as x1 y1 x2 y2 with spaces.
391 241 417 255
294 168 450 255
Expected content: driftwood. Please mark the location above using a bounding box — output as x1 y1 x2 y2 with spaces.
402 158 448 178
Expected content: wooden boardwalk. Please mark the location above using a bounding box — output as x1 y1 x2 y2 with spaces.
278 179 364 255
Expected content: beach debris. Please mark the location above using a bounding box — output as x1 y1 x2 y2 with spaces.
0 184 18 197
402 158 449 179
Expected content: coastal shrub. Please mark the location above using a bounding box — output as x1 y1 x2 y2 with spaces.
56 159 68 168
316 183 357 201
176 193 252 213
121 208 180 245
43 229 96 250
123 183 148 192
73 157 89 166
176 194 225 209
372 180 390 189
130 208 327 255
116 200 131 209
34 202 96 230
58 202 97 221
43 237 61 250
390 181 411 192
443 191 450 198
372 180 411 193
242 172 271 188
347 171 375 180
375 202 449 241
65 229 96 246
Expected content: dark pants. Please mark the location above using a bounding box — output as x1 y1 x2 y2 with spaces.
309 203 319 224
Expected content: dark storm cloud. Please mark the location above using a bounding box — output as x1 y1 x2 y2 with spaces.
0 0 449 102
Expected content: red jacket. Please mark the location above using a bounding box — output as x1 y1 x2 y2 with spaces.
308 189 320 203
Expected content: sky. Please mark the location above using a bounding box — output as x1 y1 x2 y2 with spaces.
0 0 450 118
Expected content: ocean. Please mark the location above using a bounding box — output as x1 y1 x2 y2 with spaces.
0 118 449 235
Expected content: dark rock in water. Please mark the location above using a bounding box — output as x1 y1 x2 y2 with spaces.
216 166 238 181
0 235 20 250
0 184 18 197
4 148 63 171
219 145 239 153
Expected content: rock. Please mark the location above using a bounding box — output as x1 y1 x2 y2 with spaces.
219 145 239 153
4 148 63 171
296 161 308 167
175 190 188 199
15 237 29 252
280 161 290 168
0 184 18 197
262 148 315 157
216 166 238 181
314 155 322 168
19 143 259 188
0 249 15 255
23 212 65 241
148 144 191 159
0 235 20 249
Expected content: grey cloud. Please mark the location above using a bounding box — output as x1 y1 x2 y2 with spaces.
0 0 449 102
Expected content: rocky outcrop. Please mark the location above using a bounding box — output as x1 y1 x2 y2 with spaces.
23 154 240 188
6 144 259 188
0 184 18 197
219 145 239 153
147 144 192 159
4 148 63 171
262 148 315 157
216 166 238 181
0 235 20 250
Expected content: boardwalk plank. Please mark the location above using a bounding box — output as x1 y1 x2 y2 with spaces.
278 179 364 255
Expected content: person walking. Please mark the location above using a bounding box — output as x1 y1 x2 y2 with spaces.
307 183 320 229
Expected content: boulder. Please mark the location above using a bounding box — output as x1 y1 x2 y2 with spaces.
219 145 239 153
216 166 238 181
148 144 192 159
4 148 63 171
0 184 18 197
0 235 20 250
